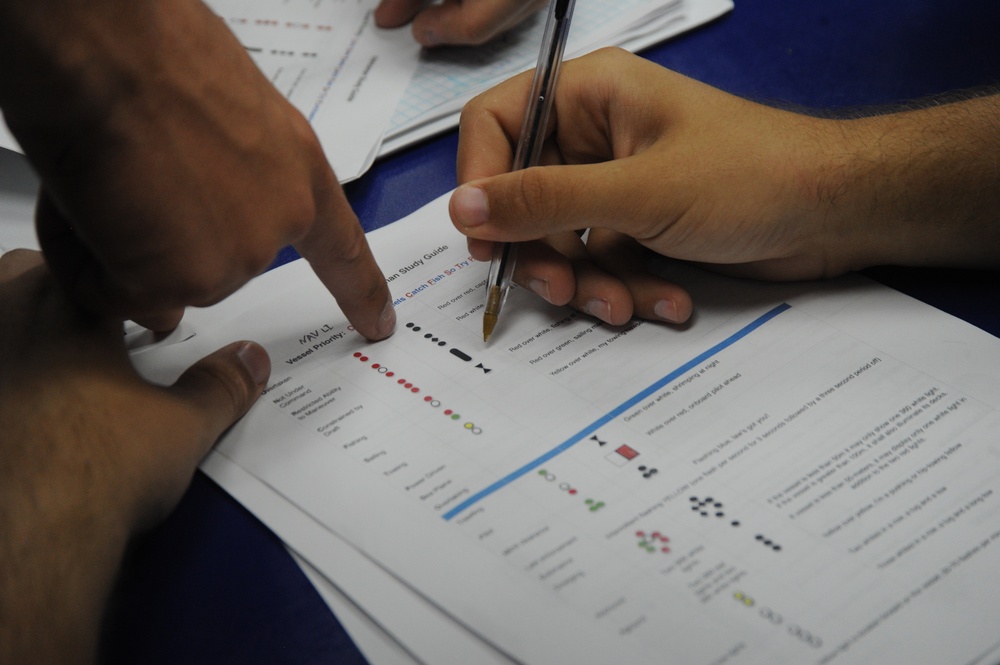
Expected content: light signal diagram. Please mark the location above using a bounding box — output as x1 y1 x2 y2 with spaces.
537 469 577 495
603 441 638 466
537 469 606 512
733 594 819 647
689 496 741 527
754 533 783 552
688 496 782 551
406 322 492 373
615 444 639 461
226 16 336 31
597 439 660 478
352 352 482 434
636 530 671 554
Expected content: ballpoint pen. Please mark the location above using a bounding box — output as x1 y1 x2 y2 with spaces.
482 0 577 343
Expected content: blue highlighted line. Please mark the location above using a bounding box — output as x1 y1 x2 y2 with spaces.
442 303 791 521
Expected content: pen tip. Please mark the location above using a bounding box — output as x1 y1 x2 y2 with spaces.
483 313 497 343
483 285 501 343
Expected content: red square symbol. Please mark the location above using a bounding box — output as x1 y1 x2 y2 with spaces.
616 444 639 460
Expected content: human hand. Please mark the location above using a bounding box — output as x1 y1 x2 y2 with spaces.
0 0 394 337
375 0 547 47
0 249 270 664
448 48 894 325
451 49 1000 325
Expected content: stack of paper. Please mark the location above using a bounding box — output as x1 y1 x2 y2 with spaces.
378 0 733 155
0 0 734 182
134 194 1000 664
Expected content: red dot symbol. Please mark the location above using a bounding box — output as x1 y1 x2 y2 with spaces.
359 356 369 362
636 531 645 537
397 379 406 385
353 352 361 358
372 363 380 369
444 409 453 415
662 547 670 553
424 396 432 402
411 387 420 393
568 489 578 495
404 382 413 389
386 372 394 377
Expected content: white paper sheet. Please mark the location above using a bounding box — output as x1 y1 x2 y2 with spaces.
0 0 730 178
0 148 37 255
133 194 1000 664
2 2 422 181
203 0 428 182
201 452 514 665
0 122 19 154
204 0 421 182
379 0 734 155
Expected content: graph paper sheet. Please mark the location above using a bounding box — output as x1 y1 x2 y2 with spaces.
379 0 734 155
136 193 1000 664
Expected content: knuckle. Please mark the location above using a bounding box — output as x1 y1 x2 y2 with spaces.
512 169 560 224
288 108 322 153
134 261 228 309
593 46 631 64
282 189 319 242
450 12 501 45
331 222 370 265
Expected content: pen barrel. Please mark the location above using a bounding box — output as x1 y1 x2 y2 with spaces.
512 0 577 171
483 0 576 340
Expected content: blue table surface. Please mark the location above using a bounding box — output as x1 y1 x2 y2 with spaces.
100 1 1000 662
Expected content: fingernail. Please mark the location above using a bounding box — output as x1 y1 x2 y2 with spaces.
654 299 679 323
528 278 551 302
451 186 489 227
376 299 397 339
584 299 612 322
237 342 271 386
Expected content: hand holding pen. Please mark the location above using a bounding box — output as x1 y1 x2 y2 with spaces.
480 0 576 342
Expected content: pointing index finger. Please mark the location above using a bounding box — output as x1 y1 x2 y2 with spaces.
295 168 396 342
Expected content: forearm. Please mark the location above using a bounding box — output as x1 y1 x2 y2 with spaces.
811 93 1000 272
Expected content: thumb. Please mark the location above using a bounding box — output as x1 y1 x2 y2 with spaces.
126 341 270 530
168 340 271 457
449 161 661 243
